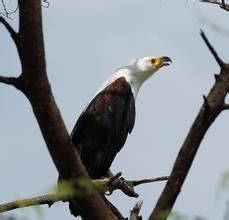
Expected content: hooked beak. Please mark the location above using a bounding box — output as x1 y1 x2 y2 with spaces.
154 56 172 68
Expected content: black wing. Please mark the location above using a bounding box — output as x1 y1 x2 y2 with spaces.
71 77 135 178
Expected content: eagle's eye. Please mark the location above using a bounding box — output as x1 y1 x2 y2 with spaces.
151 58 156 65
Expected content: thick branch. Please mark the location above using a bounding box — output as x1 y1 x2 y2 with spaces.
150 32 229 220
223 104 229 110
2 1 116 219
0 76 17 86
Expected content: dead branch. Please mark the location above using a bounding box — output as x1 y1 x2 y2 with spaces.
149 31 229 220
200 29 224 68
200 0 229 11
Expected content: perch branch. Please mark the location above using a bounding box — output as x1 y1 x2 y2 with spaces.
0 174 168 213
150 31 229 220
95 173 169 198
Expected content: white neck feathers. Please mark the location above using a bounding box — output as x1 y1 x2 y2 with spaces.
98 64 156 99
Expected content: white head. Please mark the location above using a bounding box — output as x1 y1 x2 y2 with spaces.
100 56 172 98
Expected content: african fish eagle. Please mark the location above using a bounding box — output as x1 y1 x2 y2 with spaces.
71 56 172 178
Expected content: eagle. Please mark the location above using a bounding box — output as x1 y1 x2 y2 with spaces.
71 56 172 178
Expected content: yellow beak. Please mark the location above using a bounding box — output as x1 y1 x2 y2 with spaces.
154 56 172 68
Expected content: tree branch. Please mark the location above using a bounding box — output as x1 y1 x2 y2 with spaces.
99 174 169 198
0 16 17 45
223 103 229 110
200 30 225 68
131 176 169 187
0 193 63 213
0 174 167 214
149 32 229 220
0 76 17 86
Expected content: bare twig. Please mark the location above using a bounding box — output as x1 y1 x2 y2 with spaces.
129 201 143 220
1 0 8 17
200 30 225 68
1 0 19 18
131 176 169 186
0 16 17 44
109 174 168 197
200 0 229 11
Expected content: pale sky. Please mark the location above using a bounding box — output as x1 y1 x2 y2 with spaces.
1 1 229 219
